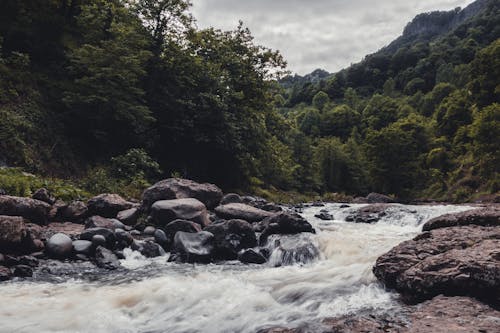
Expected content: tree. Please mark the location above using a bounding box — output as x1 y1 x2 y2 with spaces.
312 91 330 111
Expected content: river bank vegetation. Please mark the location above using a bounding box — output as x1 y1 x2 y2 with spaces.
0 0 498 203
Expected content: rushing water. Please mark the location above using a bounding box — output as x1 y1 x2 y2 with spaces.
0 203 475 333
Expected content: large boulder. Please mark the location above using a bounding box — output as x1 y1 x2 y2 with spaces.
220 193 243 205
116 207 139 225
84 216 115 230
214 203 273 222
150 198 210 228
162 219 201 242
87 194 133 218
422 207 500 231
238 249 267 264
39 222 84 240
345 204 390 224
366 192 395 203
373 225 500 305
0 266 12 281
72 240 93 255
0 215 35 254
59 201 88 223
80 227 116 249
46 233 73 259
142 178 223 211
0 195 50 224
172 231 214 263
94 246 120 269
260 213 315 244
204 219 257 260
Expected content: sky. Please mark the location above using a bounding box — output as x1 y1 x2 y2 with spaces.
191 0 476 75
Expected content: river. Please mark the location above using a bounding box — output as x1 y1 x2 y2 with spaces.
0 203 474 333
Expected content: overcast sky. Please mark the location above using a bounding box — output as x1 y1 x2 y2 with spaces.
191 0 476 75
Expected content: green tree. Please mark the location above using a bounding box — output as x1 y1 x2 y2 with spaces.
312 90 330 111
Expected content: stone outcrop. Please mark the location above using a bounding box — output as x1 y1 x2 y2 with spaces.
214 203 273 222
0 195 50 224
150 198 210 227
422 206 499 231
87 193 133 218
204 219 257 260
142 178 223 211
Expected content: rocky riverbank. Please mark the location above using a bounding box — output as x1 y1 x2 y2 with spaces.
0 178 316 281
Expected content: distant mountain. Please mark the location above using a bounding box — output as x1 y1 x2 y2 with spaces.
280 69 330 89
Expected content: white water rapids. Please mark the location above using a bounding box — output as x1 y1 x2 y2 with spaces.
0 203 475 333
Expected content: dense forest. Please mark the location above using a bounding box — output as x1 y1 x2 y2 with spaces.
0 0 498 202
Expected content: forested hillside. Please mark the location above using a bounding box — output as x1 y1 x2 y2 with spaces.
0 0 498 202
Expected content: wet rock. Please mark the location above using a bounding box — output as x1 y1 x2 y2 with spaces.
0 215 34 254
72 240 93 255
373 225 500 305
0 253 4 263
116 207 139 225
162 219 201 242
80 228 116 248
87 193 133 218
0 195 50 224
46 233 73 258
314 212 333 220
220 193 243 205
32 188 55 205
260 213 315 244
204 219 257 260
214 203 273 222
143 226 156 236
139 240 163 258
150 198 210 228
60 200 88 222
366 192 395 203
422 207 500 231
16 255 38 267
345 204 390 224
94 246 120 269
13 265 33 277
268 238 320 266
339 204 350 209
91 234 107 248
238 249 266 264
153 229 169 249
130 230 141 237
172 231 214 263
0 266 11 281
141 178 223 211
260 203 283 212
84 216 115 230
114 229 133 248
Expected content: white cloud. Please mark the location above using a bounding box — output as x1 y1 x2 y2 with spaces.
191 0 476 74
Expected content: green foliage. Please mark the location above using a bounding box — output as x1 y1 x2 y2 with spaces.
312 91 330 111
110 148 162 181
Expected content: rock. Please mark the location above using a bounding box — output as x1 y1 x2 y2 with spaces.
114 229 133 248
141 178 223 211
84 216 115 230
143 226 156 236
220 193 243 205
87 194 133 218
153 229 169 250
214 203 273 222
0 195 51 224
0 266 11 281
39 222 84 240
72 240 93 255
46 233 73 258
204 219 257 260
373 225 500 305
422 207 500 231
314 212 333 220
60 201 88 222
345 204 390 224
339 204 350 208
150 198 210 228
238 249 266 264
162 219 201 243
48 199 66 221
139 240 164 258
32 188 55 205
352 197 368 204
260 203 283 212
260 213 315 244
366 192 395 203
0 215 34 254
91 235 107 248
94 246 120 269
172 231 214 263
116 207 139 225
130 230 141 237
0 188 5 195
0 253 4 263
13 265 32 277
80 228 116 248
